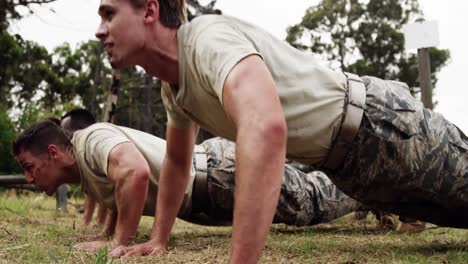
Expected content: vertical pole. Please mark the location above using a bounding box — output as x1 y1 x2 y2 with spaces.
102 69 121 122
418 48 433 109
55 184 68 212
143 75 153 133
91 43 104 117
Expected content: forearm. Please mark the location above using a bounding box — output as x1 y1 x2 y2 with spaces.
82 195 96 226
112 173 148 245
150 157 191 244
96 204 108 226
231 124 286 263
100 209 117 237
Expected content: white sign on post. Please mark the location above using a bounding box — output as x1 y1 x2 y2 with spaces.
403 20 439 50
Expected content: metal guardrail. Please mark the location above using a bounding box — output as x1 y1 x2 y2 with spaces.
0 174 27 185
0 174 68 212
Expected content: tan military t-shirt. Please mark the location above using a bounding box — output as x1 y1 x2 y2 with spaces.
162 15 348 164
72 123 195 217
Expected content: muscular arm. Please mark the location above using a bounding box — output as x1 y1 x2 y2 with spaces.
112 122 199 258
81 195 107 227
99 209 117 237
107 142 150 246
82 194 97 227
81 209 117 241
96 204 108 226
223 55 287 263
74 143 149 252
150 123 199 246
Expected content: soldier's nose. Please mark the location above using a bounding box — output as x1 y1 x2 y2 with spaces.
25 173 34 184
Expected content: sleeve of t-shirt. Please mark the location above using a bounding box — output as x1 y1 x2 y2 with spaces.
83 126 131 176
192 22 262 105
160 81 192 128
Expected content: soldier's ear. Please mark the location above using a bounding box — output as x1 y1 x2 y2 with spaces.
47 144 59 159
144 0 159 24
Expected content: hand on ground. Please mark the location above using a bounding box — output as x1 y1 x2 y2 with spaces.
73 240 117 252
81 230 110 240
109 240 167 258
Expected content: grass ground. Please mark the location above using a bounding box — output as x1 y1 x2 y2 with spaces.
0 190 467 264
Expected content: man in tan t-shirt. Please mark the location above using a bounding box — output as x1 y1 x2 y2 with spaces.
61 109 107 228
93 0 468 262
13 119 363 251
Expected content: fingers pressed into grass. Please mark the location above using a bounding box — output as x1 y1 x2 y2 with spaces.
74 240 113 252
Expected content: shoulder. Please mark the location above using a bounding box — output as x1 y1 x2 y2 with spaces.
180 15 226 34
74 123 119 139
178 15 246 44
72 123 129 150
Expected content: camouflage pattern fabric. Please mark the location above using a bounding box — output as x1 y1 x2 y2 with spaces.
193 138 362 227
322 76 468 228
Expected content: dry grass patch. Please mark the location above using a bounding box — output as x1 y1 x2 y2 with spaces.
0 190 467 263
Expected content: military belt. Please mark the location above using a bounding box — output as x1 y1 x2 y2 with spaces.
191 145 209 214
322 72 366 171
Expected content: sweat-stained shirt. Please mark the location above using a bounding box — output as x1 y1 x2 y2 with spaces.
161 15 348 164
71 123 196 217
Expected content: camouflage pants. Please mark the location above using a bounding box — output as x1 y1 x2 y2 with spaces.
322 76 468 228
186 138 362 227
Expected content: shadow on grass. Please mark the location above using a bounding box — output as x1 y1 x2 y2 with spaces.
270 224 389 236
397 242 468 254
282 234 468 258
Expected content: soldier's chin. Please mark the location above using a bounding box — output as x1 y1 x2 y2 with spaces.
110 57 123 69
45 188 55 196
110 60 118 69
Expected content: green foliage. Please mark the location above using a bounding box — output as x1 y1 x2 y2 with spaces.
93 247 113 264
50 41 111 116
15 102 54 131
0 106 21 174
0 0 57 32
0 195 32 216
0 0 221 143
0 32 100 124
286 0 450 90
0 32 23 108
0 29 169 139
67 183 84 199
0 32 67 111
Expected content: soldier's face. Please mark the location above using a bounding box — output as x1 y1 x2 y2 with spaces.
16 150 63 196
95 0 146 68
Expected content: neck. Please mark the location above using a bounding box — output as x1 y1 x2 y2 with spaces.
138 25 180 85
66 163 82 184
61 151 81 184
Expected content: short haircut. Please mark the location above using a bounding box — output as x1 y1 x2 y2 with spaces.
13 120 72 156
45 117 61 126
129 0 186 28
61 108 96 131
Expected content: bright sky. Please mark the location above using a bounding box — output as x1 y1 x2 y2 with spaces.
9 0 468 133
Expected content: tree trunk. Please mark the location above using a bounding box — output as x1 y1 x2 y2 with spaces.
418 48 433 109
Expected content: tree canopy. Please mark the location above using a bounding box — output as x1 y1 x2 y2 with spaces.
0 1 222 170
286 0 450 91
1 0 57 31
0 0 452 174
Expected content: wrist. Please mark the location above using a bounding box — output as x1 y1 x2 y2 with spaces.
110 234 129 246
109 238 125 248
100 226 113 237
148 234 168 248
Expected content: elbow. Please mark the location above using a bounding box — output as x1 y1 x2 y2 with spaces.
269 118 287 141
260 117 288 147
132 167 150 189
113 165 150 204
